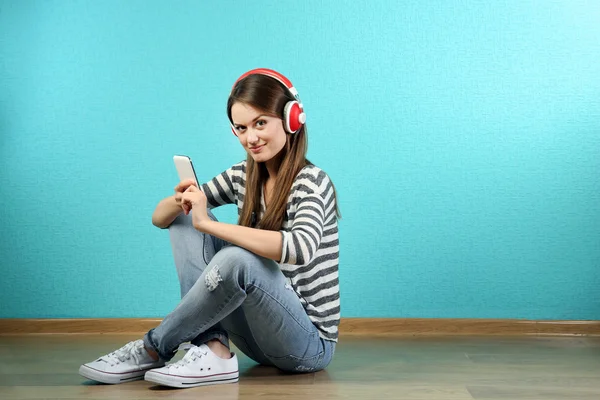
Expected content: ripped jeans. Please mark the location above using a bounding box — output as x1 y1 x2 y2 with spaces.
142 211 335 372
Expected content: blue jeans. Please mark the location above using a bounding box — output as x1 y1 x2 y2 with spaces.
143 211 336 373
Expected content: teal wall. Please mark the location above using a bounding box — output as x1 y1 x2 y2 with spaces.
1 0 599 320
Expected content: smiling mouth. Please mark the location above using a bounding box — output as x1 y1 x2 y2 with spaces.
250 145 264 153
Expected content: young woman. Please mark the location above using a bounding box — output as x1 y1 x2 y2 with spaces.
79 68 341 388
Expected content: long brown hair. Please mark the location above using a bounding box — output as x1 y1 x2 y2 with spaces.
227 74 340 231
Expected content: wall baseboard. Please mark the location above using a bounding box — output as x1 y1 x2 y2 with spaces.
0 318 599 336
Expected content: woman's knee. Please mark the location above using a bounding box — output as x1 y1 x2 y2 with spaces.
212 245 262 270
205 246 260 287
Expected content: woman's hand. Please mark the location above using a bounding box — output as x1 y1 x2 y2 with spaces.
180 185 210 231
174 179 197 214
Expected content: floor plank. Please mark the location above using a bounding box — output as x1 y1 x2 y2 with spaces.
0 334 598 399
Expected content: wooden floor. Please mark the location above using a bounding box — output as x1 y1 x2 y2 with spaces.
0 334 599 399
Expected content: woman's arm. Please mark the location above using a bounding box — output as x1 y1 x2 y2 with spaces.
152 195 183 229
197 220 283 262
180 184 283 261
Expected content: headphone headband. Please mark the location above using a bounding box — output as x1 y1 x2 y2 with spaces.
232 68 301 105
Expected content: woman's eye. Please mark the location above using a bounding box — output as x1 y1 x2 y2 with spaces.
256 120 266 127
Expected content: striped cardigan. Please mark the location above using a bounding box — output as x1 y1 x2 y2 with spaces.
201 160 340 341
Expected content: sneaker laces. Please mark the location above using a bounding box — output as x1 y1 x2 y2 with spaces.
100 340 144 366
169 345 208 369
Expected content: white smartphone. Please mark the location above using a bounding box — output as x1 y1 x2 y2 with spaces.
173 155 199 186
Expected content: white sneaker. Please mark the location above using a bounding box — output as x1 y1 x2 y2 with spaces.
79 339 165 384
144 344 239 388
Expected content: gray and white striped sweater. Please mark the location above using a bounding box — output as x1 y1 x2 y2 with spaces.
201 160 340 341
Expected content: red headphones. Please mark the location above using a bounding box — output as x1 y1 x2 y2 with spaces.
230 68 306 136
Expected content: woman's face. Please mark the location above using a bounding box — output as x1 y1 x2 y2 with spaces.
231 102 287 164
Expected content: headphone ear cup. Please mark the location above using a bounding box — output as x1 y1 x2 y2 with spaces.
284 101 304 133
